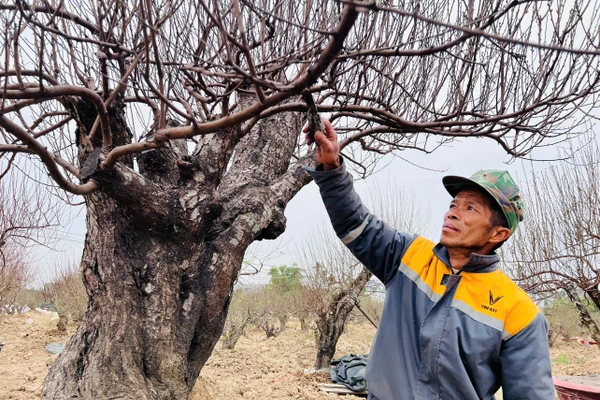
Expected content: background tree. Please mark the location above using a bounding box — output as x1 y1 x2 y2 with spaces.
0 244 31 313
268 265 303 294
298 183 430 370
220 287 269 349
505 138 600 346
0 168 63 251
2 0 600 398
222 248 294 343
0 167 64 313
42 260 89 331
266 265 302 331
302 254 371 370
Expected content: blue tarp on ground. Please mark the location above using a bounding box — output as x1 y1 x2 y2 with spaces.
330 354 368 392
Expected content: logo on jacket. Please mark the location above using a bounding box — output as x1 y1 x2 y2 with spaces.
489 290 504 305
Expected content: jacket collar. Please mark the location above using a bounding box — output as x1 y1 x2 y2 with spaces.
433 243 500 273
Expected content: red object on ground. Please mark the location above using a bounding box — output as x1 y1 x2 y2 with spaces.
554 377 600 400
570 337 598 346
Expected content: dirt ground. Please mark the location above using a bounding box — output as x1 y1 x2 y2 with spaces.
1 310 599 400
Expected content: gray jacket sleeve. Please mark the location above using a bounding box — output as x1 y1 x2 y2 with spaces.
499 313 554 399
307 161 416 285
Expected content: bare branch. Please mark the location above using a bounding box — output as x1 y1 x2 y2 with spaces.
2 86 111 147
0 114 97 194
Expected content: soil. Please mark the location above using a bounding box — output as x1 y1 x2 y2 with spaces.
551 340 600 377
0 310 67 400
1 311 599 399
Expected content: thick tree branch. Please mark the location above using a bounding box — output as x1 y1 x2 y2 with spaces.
3 86 112 147
99 4 359 167
0 144 33 154
0 114 97 194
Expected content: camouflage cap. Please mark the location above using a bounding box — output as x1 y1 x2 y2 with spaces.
442 170 524 234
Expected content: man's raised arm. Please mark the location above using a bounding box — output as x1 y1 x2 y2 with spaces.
304 120 416 285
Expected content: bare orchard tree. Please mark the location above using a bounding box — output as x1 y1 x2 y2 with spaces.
298 184 429 370
302 255 372 371
0 167 64 311
220 287 268 350
0 167 63 251
0 243 31 312
1 0 600 398
505 138 600 346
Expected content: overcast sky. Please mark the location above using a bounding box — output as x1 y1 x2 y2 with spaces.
29 133 566 287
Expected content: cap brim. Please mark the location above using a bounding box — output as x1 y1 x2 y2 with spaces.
443 175 508 224
442 175 482 198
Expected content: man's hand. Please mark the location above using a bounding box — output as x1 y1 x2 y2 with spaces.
304 119 340 170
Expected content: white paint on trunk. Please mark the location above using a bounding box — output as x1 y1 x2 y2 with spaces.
209 253 219 270
180 190 199 210
190 208 200 222
193 172 205 184
144 283 153 294
121 169 147 186
182 293 194 315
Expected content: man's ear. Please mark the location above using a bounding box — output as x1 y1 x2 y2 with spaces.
490 226 511 244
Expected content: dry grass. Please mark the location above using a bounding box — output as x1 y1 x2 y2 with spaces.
545 298 600 342
41 262 87 321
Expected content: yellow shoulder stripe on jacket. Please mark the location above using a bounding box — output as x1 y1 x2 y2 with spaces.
400 236 447 299
503 286 541 338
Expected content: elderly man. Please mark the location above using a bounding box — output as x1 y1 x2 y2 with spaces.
305 120 554 400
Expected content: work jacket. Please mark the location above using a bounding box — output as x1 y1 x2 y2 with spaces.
307 162 554 400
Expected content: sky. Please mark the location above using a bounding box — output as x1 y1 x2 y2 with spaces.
29 132 566 287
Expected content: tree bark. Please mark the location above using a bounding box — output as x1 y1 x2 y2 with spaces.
42 95 311 399
564 286 600 351
313 267 372 370
278 314 289 332
585 288 600 312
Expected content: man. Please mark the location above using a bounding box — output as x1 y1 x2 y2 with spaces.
305 120 554 399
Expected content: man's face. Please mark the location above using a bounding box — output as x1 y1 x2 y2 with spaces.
439 188 497 251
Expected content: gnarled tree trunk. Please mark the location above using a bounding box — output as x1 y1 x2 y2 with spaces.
313 267 372 370
42 95 311 399
564 285 600 350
